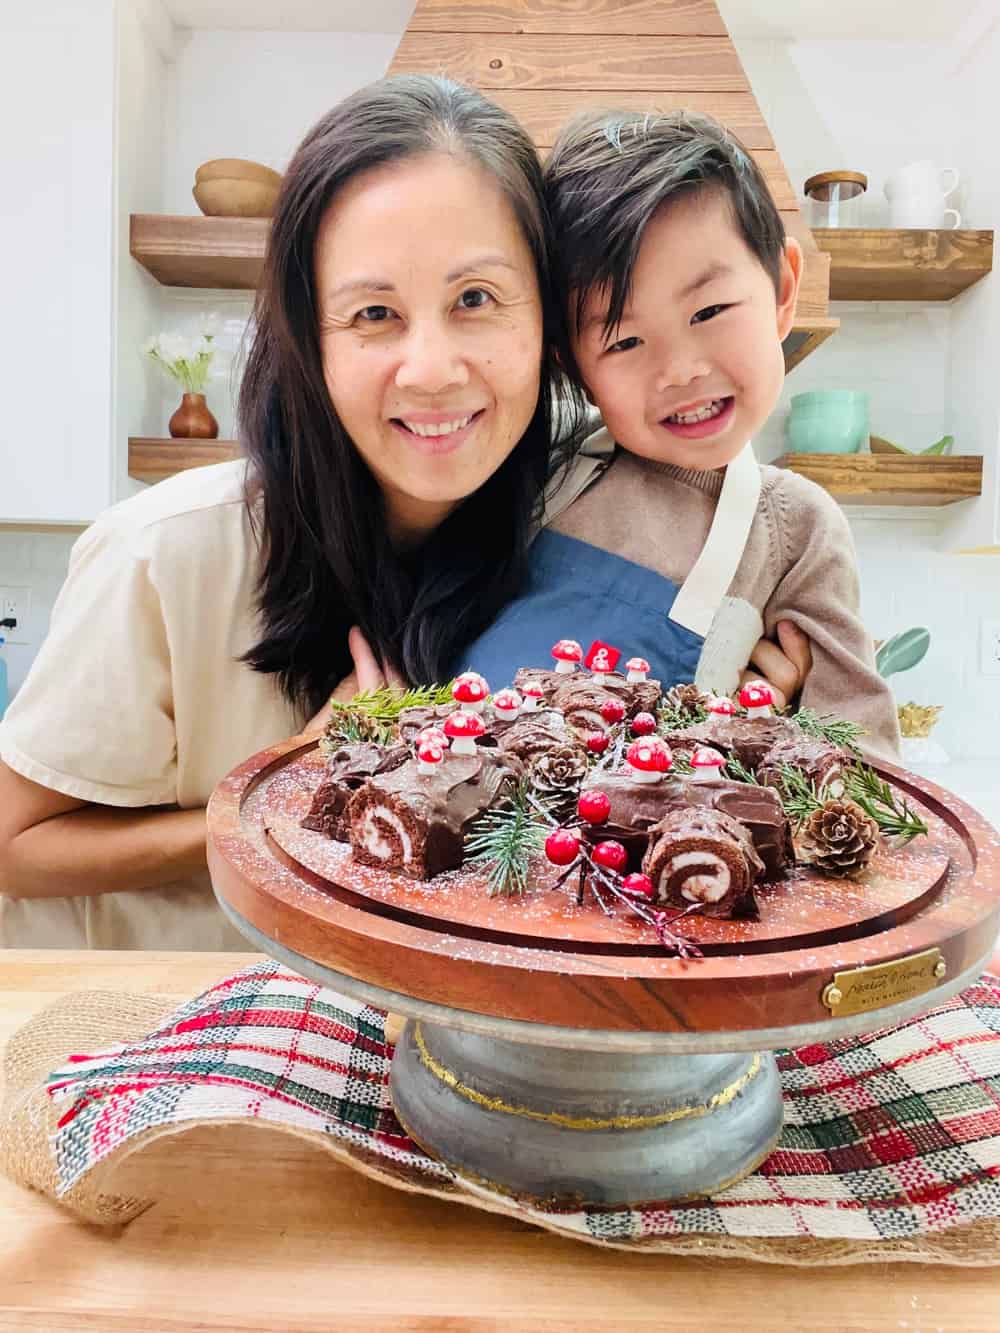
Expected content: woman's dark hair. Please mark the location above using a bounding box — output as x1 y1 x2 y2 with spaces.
239 75 580 717
543 109 786 381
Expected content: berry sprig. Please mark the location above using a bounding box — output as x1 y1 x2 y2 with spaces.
531 793 703 960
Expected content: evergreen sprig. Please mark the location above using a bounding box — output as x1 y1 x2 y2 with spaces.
320 682 455 751
844 763 929 845
724 755 760 787
793 708 866 756
465 783 550 897
774 764 824 826
657 702 708 732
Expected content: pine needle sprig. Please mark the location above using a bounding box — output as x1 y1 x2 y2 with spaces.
775 764 824 826
844 763 928 845
793 708 866 756
670 749 693 776
320 682 455 752
724 755 760 786
466 783 550 897
657 702 708 732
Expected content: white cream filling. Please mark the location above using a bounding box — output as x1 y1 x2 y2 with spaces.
361 806 412 864
668 851 731 903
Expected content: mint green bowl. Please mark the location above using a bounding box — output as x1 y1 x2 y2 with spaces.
787 390 868 454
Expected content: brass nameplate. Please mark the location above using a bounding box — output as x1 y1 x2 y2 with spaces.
821 948 946 1017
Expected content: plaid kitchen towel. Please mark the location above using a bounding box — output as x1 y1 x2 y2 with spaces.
3 960 1000 1261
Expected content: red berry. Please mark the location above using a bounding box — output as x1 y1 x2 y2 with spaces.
600 698 626 724
631 712 657 736
586 731 610 755
577 790 611 825
621 873 656 900
544 828 581 866
592 840 628 872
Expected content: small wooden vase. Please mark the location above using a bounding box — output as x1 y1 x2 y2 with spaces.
169 392 218 439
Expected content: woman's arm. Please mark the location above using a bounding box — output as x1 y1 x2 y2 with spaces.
0 762 207 900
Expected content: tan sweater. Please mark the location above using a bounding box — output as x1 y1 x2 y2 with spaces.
548 445 901 762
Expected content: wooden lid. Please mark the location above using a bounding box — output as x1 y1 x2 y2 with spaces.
194 158 282 187
804 170 868 200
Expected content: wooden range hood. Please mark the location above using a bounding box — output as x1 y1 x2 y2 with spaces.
388 0 836 371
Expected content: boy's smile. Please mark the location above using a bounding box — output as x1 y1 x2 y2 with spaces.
572 189 801 472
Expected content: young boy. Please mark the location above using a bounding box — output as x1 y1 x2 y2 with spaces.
460 109 899 760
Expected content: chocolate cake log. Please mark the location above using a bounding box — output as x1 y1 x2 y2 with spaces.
681 778 792 879
757 736 847 798
578 772 679 864
551 673 661 732
495 710 572 764
642 807 764 919
396 702 458 745
512 667 563 703
348 750 520 880
301 743 409 841
664 715 797 771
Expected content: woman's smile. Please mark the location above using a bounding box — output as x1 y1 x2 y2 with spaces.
390 408 487 455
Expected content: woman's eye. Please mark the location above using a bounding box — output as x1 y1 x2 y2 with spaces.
691 304 728 325
608 335 641 354
357 305 395 323
458 287 492 310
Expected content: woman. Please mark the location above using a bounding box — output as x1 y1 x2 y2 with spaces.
0 76 809 951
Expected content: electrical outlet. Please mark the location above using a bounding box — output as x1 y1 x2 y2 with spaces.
0 586 31 645
980 619 1000 677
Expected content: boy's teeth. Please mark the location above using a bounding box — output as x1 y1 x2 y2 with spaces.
401 414 474 437
667 398 726 424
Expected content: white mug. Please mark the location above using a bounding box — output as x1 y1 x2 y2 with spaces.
885 161 960 200
887 193 962 229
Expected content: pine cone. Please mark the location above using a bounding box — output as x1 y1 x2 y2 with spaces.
798 798 879 877
663 683 712 720
528 745 589 819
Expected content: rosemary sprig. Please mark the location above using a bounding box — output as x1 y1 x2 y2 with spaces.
465 783 550 897
774 764 824 826
320 682 455 751
657 702 708 732
844 763 928 845
793 708 865 756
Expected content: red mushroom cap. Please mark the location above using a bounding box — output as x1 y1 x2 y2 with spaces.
452 671 489 705
626 656 650 674
551 638 583 663
739 680 774 709
707 697 737 716
521 683 545 698
443 710 486 739
415 726 449 749
492 688 521 713
626 737 673 773
690 745 725 771
416 741 445 765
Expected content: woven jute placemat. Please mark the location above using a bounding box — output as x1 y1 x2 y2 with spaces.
3 961 1000 1264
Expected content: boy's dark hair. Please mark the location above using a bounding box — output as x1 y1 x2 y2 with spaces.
544 109 786 376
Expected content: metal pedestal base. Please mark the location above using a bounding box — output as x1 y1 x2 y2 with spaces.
391 1021 783 1206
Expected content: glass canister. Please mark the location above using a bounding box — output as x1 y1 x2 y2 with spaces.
803 171 868 228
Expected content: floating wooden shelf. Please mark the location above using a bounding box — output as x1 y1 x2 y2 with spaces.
128 438 240 484
774 453 983 507
813 228 994 302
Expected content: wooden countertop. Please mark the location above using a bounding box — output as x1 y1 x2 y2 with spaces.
1 949 999 1332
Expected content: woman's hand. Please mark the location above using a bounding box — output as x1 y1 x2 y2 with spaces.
739 620 813 712
303 627 406 736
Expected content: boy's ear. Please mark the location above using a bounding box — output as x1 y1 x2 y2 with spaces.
775 236 804 342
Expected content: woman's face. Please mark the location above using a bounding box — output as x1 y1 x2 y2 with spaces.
315 152 544 544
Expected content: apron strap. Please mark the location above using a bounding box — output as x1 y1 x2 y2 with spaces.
668 442 761 638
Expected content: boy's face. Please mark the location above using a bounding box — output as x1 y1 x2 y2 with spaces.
571 189 802 471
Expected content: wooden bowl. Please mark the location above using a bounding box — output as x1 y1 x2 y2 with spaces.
193 158 282 218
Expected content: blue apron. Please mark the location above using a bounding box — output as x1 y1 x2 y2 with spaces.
450 440 762 694
453 530 704 689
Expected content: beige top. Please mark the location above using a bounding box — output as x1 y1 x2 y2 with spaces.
0 461 302 950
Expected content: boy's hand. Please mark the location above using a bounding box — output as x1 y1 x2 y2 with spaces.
303 627 405 736
741 620 812 712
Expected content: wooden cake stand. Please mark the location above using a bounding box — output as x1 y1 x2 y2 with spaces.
207 735 1000 1206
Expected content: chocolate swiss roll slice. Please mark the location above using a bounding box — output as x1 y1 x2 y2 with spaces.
682 778 792 879
348 750 519 880
302 743 408 841
642 807 765 919
756 735 847 798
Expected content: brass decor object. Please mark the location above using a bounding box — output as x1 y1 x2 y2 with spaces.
822 949 946 1017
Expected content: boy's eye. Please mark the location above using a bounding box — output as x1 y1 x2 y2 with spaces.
458 287 493 310
357 305 395 323
607 335 642 354
691 304 728 325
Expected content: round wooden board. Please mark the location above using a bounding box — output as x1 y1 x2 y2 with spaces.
207 735 1000 1034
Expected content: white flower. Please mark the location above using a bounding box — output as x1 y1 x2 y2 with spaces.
157 331 194 365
